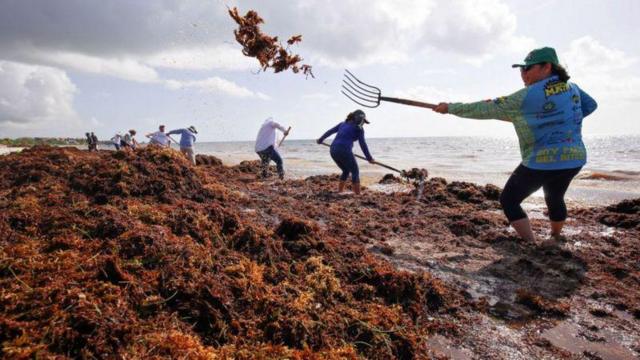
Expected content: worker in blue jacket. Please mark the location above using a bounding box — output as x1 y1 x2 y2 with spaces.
167 126 197 164
432 47 597 242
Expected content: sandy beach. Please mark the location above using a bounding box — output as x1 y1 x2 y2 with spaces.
0 146 23 156
1 145 638 358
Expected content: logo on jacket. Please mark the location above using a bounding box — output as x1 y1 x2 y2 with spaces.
572 94 580 104
544 80 569 97
542 101 556 112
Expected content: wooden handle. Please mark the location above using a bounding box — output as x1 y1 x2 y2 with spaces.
380 96 437 109
278 127 292 147
319 142 403 174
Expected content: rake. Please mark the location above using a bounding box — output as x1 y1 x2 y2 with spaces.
319 142 428 200
319 142 403 174
341 69 437 109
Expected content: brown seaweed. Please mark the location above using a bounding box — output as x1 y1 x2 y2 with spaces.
228 7 314 78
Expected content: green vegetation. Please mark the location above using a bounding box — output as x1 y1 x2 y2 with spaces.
0 137 87 147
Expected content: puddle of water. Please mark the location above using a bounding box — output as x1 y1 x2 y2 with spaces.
614 309 637 323
599 225 618 236
541 321 637 359
427 334 474 360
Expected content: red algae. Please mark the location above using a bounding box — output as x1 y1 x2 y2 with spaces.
0 146 461 359
1 146 639 358
228 7 314 78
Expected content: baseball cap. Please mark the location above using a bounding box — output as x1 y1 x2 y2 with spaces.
353 109 370 124
512 47 559 68
188 125 198 134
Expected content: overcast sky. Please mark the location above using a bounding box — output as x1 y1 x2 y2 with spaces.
1 0 638 141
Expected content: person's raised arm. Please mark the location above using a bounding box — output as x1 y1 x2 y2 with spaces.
435 88 527 122
271 121 287 134
317 123 341 144
358 130 374 162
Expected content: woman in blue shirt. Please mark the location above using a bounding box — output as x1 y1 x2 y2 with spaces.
317 109 375 195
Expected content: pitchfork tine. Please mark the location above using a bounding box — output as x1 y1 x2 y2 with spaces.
343 71 379 95
341 85 378 107
342 81 378 102
342 69 382 107
341 90 378 108
344 69 381 93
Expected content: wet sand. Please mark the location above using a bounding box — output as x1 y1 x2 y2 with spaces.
1 146 638 358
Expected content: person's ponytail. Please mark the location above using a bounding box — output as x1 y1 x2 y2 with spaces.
551 63 570 82
345 111 355 123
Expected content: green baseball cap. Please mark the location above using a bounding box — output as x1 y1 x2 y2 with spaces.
512 47 559 68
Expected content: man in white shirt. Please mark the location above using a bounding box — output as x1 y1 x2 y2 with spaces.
146 125 171 147
255 117 290 179
110 134 122 150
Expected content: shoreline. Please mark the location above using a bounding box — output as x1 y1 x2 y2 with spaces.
5 143 639 207
5 144 638 206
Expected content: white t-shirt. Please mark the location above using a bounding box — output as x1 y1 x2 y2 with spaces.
149 131 170 146
255 117 287 152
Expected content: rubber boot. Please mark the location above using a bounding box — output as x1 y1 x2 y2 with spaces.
338 181 346 193
353 182 361 195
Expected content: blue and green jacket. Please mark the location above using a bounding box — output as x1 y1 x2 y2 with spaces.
449 75 597 170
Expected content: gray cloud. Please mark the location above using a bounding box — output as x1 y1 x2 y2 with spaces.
0 0 531 71
0 0 229 57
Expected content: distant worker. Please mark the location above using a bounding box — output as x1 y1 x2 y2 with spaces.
90 132 98 151
110 134 122 150
146 125 171 147
167 126 197 164
85 132 93 151
254 117 290 180
431 46 597 242
121 129 139 150
317 109 375 195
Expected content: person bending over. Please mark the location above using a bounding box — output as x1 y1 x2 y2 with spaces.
167 126 197 164
317 109 375 195
146 125 171 147
255 117 290 180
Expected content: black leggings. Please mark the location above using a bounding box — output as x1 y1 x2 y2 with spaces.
500 164 582 222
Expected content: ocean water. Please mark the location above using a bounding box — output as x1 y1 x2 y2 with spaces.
193 135 640 206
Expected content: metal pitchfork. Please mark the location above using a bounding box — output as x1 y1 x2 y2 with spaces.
342 69 438 110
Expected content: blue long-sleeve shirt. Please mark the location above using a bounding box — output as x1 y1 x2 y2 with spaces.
318 122 373 161
167 128 196 148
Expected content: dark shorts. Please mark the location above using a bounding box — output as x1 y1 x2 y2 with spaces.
500 164 582 222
